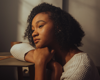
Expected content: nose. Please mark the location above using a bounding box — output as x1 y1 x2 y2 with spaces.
32 29 39 37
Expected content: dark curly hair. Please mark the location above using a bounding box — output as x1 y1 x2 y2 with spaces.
24 2 85 50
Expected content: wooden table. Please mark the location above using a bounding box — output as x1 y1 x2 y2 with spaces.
0 52 35 80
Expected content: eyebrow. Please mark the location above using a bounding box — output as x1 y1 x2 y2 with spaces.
36 20 46 24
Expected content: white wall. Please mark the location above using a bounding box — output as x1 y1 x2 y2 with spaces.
0 0 62 52
63 0 100 66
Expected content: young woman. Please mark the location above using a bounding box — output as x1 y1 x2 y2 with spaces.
10 3 100 80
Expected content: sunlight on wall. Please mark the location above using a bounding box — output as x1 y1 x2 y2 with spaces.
17 0 42 42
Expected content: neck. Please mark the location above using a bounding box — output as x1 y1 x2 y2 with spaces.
51 44 82 66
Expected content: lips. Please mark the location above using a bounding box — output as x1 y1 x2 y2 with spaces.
34 39 40 44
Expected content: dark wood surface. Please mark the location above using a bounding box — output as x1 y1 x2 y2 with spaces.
0 52 34 67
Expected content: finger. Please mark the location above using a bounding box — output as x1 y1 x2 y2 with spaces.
51 49 55 54
46 59 55 70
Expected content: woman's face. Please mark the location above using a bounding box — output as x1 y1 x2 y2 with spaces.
32 12 55 48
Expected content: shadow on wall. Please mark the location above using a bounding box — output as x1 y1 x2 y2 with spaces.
0 0 19 52
62 0 69 11
0 0 19 80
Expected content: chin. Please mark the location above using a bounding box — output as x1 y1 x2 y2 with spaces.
35 42 49 48
35 45 42 48
35 44 45 48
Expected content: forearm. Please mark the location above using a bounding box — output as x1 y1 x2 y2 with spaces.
35 61 47 80
51 67 62 80
25 50 35 63
47 60 62 80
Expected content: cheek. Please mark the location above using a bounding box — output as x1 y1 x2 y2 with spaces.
41 27 55 40
39 27 55 46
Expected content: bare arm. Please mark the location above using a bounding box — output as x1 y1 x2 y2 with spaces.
47 60 63 80
35 60 47 80
25 48 62 80
10 43 62 80
24 50 35 63
34 56 62 80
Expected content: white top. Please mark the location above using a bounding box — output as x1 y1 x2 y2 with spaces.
10 43 35 61
60 52 100 80
10 43 100 80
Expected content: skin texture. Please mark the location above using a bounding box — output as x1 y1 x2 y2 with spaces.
25 49 63 80
31 12 56 48
25 12 82 80
32 12 63 80
25 12 63 80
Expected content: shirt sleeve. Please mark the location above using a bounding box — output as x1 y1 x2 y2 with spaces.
10 42 35 61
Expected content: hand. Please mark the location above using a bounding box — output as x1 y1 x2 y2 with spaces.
47 60 63 80
33 47 55 65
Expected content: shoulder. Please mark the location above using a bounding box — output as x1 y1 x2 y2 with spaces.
60 52 100 80
63 52 91 71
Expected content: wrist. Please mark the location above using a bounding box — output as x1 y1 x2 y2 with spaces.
35 58 47 66
35 59 47 80
47 60 60 70
47 61 62 80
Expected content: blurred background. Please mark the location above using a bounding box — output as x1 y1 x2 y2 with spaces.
0 0 100 80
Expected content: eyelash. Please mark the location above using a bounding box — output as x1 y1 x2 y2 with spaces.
32 25 43 32
39 25 43 28
32 30 34 32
